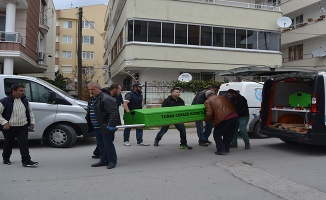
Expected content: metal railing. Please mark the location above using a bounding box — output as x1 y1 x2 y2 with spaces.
0 31 25 45
181 0 281 12
40 12 48 26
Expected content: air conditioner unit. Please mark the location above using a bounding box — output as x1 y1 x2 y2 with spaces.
37 52 45 61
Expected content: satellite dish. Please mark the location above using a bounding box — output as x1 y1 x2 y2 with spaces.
178 73 192 82
277 17 292 28
312 48 326 57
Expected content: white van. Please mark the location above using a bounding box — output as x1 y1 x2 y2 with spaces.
218 82 265 138
0 75 93 148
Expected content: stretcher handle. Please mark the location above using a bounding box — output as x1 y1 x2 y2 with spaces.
116 124 146 129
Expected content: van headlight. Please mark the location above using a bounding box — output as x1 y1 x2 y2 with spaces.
78 104 88 111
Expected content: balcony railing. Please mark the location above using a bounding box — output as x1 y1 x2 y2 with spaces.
181 0 281 12
40 12 48 26
0 31 25 45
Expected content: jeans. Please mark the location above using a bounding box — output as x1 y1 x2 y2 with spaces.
231 116 250 145
95 127 117 164
213 117 238 153
124 128 143 144
2 125 31 162
155 123 187 145
195 121 212 142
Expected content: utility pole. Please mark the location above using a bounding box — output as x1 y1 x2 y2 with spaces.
77 7 83 99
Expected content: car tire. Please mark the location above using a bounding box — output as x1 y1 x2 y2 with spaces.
252 122 269 138
45 124 77 148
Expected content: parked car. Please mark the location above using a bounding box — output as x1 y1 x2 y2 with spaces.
220 66 326 145
0 75 94 148
218 81 265 138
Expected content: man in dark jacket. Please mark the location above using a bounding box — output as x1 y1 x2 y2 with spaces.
0 84 38 167
192 85 219 146
92 83 123 159
122 83 149 146
154 88 192 150
86 82 121 169
227 89 250 149
204 90 238 155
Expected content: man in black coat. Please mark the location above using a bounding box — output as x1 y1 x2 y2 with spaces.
154 88 192 150
86 82 121 169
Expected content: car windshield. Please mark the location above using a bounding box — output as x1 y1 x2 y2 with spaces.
35 78 77 100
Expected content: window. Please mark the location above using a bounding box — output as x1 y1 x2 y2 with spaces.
289 44 303 61
188 25 199 45
225 28 235 48
63 20 72 28
213 27 224 47
127 20 134 42
148 21 161 43
258 31 268 50
0 15 5 31
295 15 303 25
235 29 247 49
82 51 94 59
82 36 94 44
134 20 147 42
162 22 174 44
62 65 72 73
4 78 50 103
62 51 72 59
82 21 95 29
82 66 94 75
62 35 72 44
247 30 257 49
201 26 212 46
175 24 187 45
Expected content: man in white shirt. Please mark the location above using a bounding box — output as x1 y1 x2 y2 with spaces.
0 84 38 167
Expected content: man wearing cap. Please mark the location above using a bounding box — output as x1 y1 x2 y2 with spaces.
192 85 220 146
122 83 149 146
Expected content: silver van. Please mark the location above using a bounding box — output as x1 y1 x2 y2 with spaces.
0 75 93 148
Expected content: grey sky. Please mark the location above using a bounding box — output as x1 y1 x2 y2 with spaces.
53 0 109 10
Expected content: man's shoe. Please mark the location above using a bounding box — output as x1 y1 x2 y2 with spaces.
124 141 131 146
230 143 238 148
92 155 100 159
91 161 107 167
215 151 226 155
179 145 193 150
107 162 116 169
22 160 38 167
199 141 208 147
3 160 11 165
245 142 250 150
138 142 150 146
154 139 159 146
205 140 213 144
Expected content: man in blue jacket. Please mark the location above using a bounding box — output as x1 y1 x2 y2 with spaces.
154 87 192 150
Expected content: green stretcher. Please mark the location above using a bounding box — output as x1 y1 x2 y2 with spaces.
117 104 206 128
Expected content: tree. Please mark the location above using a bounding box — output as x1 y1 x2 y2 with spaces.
53 70 68 91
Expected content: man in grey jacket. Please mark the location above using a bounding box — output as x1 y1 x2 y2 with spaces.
86 82 121 169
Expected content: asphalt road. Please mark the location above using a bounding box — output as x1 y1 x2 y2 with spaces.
1 128 326 200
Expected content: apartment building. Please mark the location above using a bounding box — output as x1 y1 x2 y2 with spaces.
56 4 107 92
0 0 56 79
103 0 282 89
278 0 326 70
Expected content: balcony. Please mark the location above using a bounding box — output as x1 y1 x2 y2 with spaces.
282 18 326 45
39 12 49 35
280 0 320 15
56 26 60 35
0 0 28 9
0 31 25 45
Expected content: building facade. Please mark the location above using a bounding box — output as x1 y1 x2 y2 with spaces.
104 0 283 90
278 0 326 71
56 4 107 92
0 0 56 79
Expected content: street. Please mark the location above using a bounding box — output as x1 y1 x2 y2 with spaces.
1 128 326 200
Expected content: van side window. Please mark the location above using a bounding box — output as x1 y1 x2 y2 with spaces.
4 78 50 103
30 82 51 103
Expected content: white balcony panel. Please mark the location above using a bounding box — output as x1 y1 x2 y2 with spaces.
280 0 320 15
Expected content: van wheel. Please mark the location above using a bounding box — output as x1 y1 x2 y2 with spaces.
252 122 269 138
45 124 77 148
